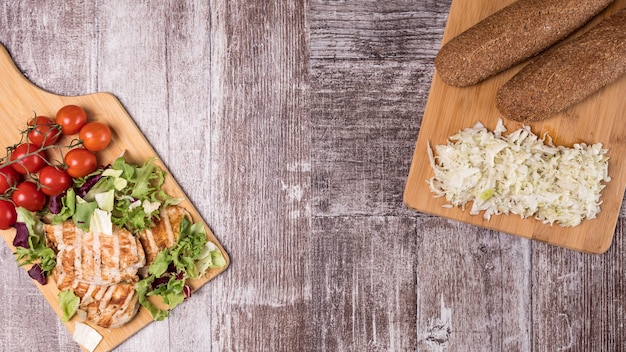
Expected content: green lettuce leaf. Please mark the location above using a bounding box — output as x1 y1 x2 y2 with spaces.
49 188 77 224
135 278 169 321
58 290 80 322
13 207 56 275
195 242 227 275
73 198 99 232
106 156 181 232
136 216 226 320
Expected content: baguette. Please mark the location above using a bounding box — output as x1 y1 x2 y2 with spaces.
496 9 626 122
434 0 614 87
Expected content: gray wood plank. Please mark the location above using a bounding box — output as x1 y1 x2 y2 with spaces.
310 60 433 217
310 0 451 61
0 0 624 351
311 215 418 351
415 217 532 351
208 1 313 351
0 1 98 96
531 218 626 351
95 2 174 350
309 0 450 217
158 2 221 352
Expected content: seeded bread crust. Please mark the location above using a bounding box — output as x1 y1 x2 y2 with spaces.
496 9 626 122
434 0 613 87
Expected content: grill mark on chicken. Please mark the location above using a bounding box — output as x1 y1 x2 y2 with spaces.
44 205 191 328
74 227 82 284
45 222 146 328
92 232 102 283
75 282 139 328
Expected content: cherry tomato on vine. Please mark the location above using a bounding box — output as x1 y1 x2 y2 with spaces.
12 181 46 212
56 105 87 135
79 121 112 151
0 200 17 230
0 165 21 194
28 116 61 147
38 166 72 196
65 148 97 178
10 143 48 175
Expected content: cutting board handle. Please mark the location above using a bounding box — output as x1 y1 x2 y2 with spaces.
0 43 56 98
0 42 123 123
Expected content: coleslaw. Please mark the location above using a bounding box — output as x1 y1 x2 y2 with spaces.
427 119 611 227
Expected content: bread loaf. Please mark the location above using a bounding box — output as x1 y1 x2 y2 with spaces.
434 0 614 87
496 9 626 122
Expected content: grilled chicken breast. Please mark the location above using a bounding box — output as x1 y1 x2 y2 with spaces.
137 205 190 268
73 281 140 328
43 205 190 328
45 222 145 328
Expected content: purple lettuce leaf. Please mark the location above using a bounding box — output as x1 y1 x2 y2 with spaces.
28 264 47 285
12 222 29 248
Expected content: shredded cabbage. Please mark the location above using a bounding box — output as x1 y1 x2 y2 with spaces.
427 119 611 227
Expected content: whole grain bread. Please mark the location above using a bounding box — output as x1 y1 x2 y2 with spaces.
434 0 613 87
496 9 626 122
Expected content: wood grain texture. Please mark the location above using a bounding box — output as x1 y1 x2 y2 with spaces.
1 0 625 351
405 0 626 253
207 1 312 351
415 217 532 351
0 43 230 351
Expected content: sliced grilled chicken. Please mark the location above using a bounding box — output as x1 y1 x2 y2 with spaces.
44 222 145 328
73 281 140 328
137 205 190 267
45 223 145 287
43 205 191 327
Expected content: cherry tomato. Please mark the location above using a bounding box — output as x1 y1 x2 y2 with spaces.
38 166 72 196
65 148 97 178
10 143 48 175
12 181 46 212
79 121 112 151
28 116 61 147
0 200 17 230
56 105 87 135
0 165 21 194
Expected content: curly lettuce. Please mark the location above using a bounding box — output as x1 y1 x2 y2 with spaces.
135 216 226 320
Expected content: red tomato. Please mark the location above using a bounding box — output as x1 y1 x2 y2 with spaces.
0 200 17 230
65 148 97 178
38 166 72 196
28 116 61 147
0 165 21 194
79 122 112 151
56 105 87 135
10 143 48 175
12 181 47 212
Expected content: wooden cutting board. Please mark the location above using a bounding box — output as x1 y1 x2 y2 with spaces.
0 43 230 351
404 0 626 254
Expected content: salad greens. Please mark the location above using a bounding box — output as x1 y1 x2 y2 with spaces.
13 207 56 284
58 290 80 322
136 216 226 320
11 153 227 322
49 155 182 234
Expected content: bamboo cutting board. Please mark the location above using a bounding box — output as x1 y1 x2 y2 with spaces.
0 43 230 351
404 0 626 254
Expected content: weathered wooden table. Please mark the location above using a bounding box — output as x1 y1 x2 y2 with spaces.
0 1 624 351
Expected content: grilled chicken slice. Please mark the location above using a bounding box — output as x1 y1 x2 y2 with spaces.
45 223 145 288
73 281 140 328
137 205 190 268
43 205 191 327
44 222 145 328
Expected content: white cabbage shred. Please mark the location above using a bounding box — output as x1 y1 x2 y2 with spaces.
427 119 611 227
